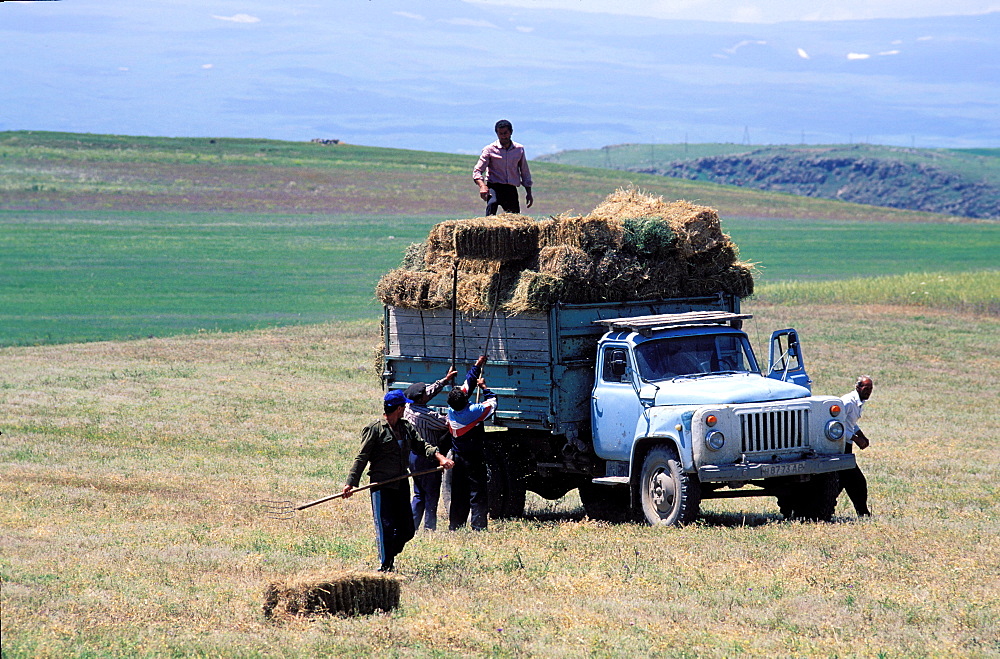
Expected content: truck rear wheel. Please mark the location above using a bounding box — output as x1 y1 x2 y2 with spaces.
638 445 700 526
486 436 527 519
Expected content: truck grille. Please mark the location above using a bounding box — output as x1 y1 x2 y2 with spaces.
739 409 808 453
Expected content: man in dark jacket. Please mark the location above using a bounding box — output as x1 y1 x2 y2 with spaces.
445 356 497 531
343 389 454 571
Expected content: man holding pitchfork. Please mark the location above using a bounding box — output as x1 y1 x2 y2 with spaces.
343 389 454 572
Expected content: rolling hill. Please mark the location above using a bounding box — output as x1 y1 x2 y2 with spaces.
538 143 1000 219
0 131 976 223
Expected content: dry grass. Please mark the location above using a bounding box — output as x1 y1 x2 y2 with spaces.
1 304 998 657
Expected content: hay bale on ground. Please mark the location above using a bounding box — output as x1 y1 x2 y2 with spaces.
452 216 539 261
263 571 400 619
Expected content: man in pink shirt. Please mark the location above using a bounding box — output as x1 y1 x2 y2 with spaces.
473 119 534 215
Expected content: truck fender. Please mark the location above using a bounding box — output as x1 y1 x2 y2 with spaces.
630 435 689 478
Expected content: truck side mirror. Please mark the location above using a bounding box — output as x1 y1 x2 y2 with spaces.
610 349 628 379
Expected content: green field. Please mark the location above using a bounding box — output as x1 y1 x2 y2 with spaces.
2 210 997 346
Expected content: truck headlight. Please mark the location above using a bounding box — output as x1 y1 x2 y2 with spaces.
825 419 845 441
706 431 725 451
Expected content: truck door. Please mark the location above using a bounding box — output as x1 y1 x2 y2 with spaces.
767 329 811 390
591 345 644 460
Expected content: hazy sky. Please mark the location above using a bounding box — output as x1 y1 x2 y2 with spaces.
2 1 998 152
465 0 1000 23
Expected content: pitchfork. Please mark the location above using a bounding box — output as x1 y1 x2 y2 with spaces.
262 466 445 520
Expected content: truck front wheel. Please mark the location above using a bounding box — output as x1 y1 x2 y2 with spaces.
638 446 701 526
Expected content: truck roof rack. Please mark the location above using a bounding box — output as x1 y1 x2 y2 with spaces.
594 311 752 336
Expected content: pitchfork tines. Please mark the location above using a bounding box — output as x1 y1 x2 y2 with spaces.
261 499 296 520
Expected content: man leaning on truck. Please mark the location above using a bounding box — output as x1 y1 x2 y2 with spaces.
839 375 874 517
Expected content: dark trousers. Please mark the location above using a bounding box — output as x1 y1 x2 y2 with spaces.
840 442 871 515
370 486 415 568
449 451 488 531
485 183 520 215
410 452 442 531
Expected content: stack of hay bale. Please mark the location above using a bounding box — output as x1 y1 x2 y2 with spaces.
376 188 755 314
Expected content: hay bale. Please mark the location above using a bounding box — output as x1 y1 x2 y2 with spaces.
588 186 668 221
661 201 725 257
538 245 594 280
452 216 539 261
682 261 756 299
551 215 624 256
375 269 445 309
594 252 647 302
399 242 427 271
504 271 564 314
634 257 686 300
621 216 679 259
263 571 401 619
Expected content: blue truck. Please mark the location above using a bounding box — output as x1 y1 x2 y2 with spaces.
382 292 855 525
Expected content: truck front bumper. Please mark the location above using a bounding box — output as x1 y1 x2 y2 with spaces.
697 454 857 483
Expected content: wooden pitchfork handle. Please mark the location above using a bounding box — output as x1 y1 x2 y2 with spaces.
296 466 445 511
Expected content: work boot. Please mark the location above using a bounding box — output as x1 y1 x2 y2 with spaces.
378 559 395 572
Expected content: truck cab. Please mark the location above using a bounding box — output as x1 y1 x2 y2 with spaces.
587 311 854 524
381 297 854 525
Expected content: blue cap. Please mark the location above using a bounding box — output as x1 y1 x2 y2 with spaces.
384 389 413 409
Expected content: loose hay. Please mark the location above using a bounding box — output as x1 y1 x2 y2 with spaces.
263 571 401 619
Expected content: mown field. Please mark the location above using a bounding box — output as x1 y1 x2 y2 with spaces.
1 294 998 657
2 131 999 657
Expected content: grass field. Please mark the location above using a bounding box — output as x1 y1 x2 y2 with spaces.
1 130 998 656
1 297 997 657
2 210 997 346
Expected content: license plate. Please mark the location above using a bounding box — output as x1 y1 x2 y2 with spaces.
761 462 806 477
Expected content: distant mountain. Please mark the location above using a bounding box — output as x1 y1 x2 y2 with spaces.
539 144 1000 219
1 4 998 154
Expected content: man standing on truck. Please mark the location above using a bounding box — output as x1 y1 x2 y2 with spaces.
342 390 454 572
473 119 533 216
839 375 874 517
403 368 457 531
445 355 496 531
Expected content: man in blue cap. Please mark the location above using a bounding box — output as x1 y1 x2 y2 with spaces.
343 389 454 571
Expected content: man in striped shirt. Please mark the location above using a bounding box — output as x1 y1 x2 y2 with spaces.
473 119 534 216
403 368 457 531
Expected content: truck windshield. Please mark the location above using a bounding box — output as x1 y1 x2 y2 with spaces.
633 333 758 381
